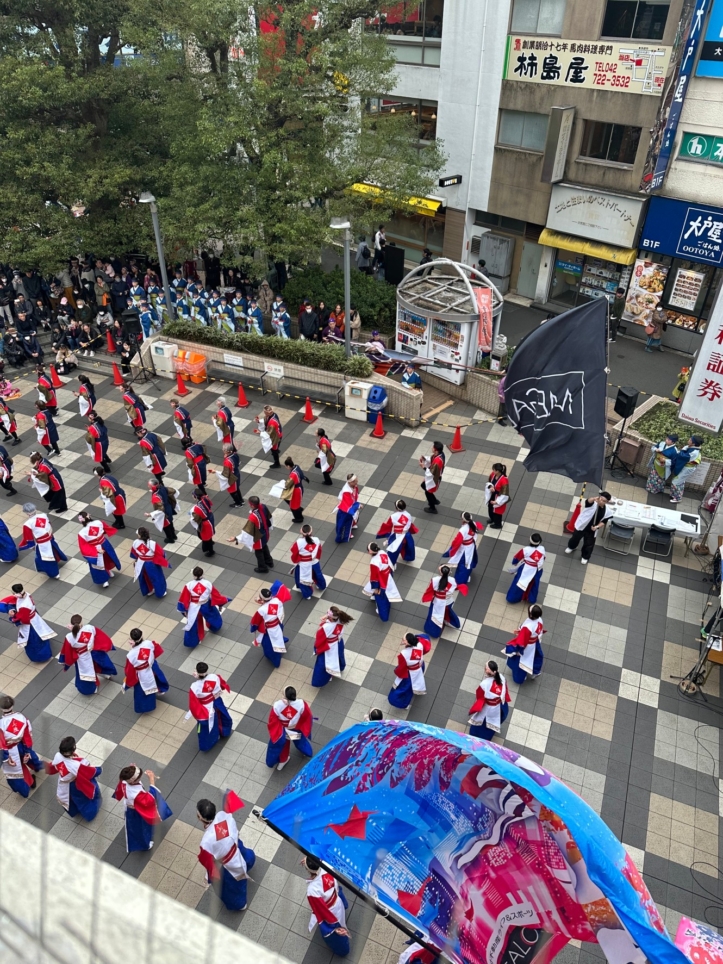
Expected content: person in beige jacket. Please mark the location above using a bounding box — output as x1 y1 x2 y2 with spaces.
257 280 274 316
349 305 362 342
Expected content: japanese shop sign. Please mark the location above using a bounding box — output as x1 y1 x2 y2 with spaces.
547 184 646 248
504 35 670 95
697 0 723 76
641 0 712 192
679 131 723 164
679 286 723 430
640 196 723 267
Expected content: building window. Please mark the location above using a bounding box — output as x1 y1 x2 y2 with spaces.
579 120 641 165
474 212 527 235
386 212 446 263
511 0 566 35
365 0 444 38
498 110 549 152
601 0 670 40
367 98 438 141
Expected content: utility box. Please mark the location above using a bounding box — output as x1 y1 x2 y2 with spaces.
345 381 373 421
151 341 178 374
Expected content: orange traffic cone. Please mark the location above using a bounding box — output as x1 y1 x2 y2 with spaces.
302 396 317 424
236 382 250 408
175 371 191 397
112 363 125 387
106 329 117 353
49 365 64 388
370 411 386 439
449 425 465 453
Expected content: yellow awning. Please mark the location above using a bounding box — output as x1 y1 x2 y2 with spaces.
539 228 638 266
350 182 442 217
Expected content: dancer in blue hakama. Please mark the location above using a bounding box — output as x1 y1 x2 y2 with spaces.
0 696 42 797
250 583 291 668
312 607 351 687
123 628 169 713
186 662 233 752
442 512 480 586
266 686 314 770
177 567 231 648
363 543 402 623
77 512 121 587
197 795 256 911
58 616 117 696
130 527 170 598
304 856 351 957
113 766 172 852
506 533 546 605
421 566 466 639
468 660 511 740
505 604 545 684
0 584 55 662
335 474 360 543
376 499 417 565
18 503 67 578
290 525 326 599
388 633 432 709
46 736 102 821
0 515 18 563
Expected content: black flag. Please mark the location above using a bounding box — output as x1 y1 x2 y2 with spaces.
503 299 607 484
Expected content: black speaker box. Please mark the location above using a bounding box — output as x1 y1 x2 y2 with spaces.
614 385 639 419
384 245 406 286
121 310 143 338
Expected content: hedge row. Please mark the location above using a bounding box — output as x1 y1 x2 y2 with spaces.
163 321 374 377
282 266 397 333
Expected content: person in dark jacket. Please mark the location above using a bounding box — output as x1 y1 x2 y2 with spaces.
0 274 14 328
111 278 130 315
33 299 52 331
4 330 26 367
299 301 319 340
22 334 43 363
15 311 35 336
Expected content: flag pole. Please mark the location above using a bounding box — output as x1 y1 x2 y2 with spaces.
602 297 611 491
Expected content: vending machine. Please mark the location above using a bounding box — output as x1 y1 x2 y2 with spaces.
396 305 479 386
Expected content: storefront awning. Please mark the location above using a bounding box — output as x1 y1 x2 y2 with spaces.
350 182 443 217
539 228 638 266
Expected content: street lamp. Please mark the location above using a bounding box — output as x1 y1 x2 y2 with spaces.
330 216 352 358
138 192 175 325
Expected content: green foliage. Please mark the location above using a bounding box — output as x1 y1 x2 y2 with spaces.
164 320 373 376
0 0 445 273
633 402 723 460
282 266 398 332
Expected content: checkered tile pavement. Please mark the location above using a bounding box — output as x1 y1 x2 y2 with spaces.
1 368 721 964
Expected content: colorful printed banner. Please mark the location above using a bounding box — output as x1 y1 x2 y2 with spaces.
264 722 689 964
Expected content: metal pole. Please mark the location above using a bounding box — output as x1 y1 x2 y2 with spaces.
343 228 352 358
149 202 175 323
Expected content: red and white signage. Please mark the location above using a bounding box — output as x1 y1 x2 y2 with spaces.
679 288 723 432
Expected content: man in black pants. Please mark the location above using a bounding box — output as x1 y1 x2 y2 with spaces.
565 492 612 565
0 445 17 496
230 495 274 572
420 441 445 514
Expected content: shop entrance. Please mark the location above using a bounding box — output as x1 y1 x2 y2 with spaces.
517 241 543 300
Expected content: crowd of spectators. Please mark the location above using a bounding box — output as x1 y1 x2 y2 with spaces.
0 251 371 373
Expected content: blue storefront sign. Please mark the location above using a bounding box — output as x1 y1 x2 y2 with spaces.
555 257 583 275
640 0 712 192
640 196 723 266
697 0 723 77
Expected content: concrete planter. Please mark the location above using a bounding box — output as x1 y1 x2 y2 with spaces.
612 395 721 492
143 334 423 427
421 368 503 417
